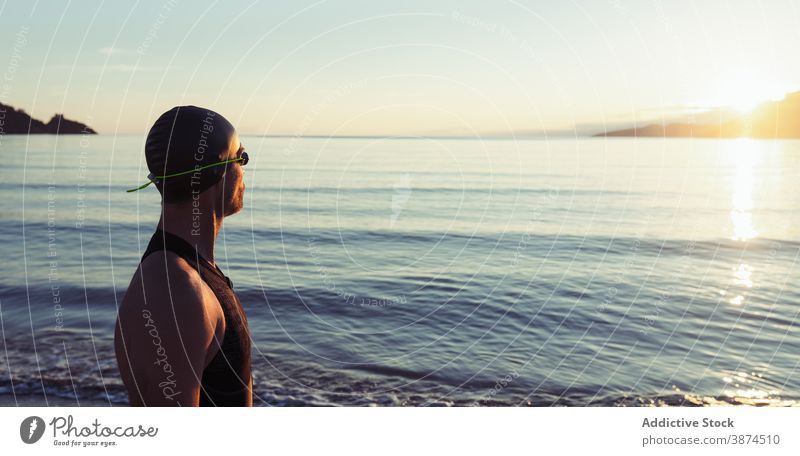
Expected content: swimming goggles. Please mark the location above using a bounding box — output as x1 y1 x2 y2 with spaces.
126 150 248 193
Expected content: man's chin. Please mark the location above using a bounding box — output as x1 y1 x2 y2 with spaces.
224 199 244 217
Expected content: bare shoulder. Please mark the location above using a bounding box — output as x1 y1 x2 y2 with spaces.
119 252 224 330
115 251 225 406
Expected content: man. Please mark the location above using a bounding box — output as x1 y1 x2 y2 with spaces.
115 106 252 406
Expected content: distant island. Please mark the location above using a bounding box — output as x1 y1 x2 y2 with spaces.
596 91 800 139
0 102 96 134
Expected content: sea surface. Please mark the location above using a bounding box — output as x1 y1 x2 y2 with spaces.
0 134 799 406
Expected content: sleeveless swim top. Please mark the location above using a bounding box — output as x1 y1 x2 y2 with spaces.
141 228 252 406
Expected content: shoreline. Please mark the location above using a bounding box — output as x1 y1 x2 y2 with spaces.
0 394 123 407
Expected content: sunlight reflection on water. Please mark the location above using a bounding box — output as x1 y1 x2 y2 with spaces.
730 139 759 241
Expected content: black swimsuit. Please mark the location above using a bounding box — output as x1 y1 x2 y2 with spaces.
141 229 252 406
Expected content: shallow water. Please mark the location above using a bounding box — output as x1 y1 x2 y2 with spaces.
1 135 799 406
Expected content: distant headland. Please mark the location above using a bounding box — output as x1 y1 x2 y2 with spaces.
595 91 800 139
0 102 96 135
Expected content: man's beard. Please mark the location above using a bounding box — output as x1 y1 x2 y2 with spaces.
225 186 244 216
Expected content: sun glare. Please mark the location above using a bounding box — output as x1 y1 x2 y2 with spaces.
712 71 786 113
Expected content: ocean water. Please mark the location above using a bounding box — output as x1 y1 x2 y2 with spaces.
0 134 799 406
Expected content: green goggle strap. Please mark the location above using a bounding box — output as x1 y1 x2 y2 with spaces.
126 157 245 193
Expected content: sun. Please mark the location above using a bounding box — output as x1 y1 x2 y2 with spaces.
711 70 786 113
723 73 769 112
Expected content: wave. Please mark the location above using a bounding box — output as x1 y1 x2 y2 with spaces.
1 328 798 407
3 219 796 255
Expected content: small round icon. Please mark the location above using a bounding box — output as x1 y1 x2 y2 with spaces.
20 416 46 444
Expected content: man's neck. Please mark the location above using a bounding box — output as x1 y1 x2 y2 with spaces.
157 199 223 264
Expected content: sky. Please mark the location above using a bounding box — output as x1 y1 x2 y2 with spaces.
0 0 798 136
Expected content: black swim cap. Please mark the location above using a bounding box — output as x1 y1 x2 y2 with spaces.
145 106 236 204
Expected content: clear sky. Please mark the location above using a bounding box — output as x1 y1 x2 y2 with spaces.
0 0 798 135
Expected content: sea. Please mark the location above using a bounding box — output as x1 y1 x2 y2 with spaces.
1 134 798 406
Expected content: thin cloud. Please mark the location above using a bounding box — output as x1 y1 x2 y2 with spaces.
49 63 182 72
98 46 132 56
